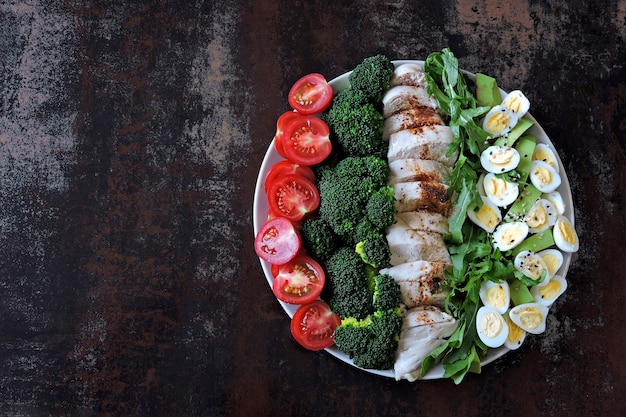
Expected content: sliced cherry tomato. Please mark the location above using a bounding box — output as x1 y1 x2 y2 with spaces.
274 111 301 159
290 300 341 351
288 73 333 115
267 174 320 223
254 217 301 265
282 115 332 166
264 160 316 192
272 254 325 304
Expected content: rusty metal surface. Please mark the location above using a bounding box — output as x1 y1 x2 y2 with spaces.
0 1 624 416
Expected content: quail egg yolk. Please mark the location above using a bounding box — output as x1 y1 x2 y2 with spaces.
507 319 525 344
499 227 523 247
488 147 515 167
538 280 562 301
516 306 544 330
541 253 561 276
533 165 553 187
557 220 577 246
485 285 507 311
476 204 500 230
480 312 504 338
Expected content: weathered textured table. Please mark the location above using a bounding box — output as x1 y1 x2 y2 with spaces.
1 1 624 416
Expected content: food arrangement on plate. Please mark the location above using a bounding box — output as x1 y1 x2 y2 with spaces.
253 49 579 383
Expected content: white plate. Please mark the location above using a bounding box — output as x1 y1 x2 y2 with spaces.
253 60 575 380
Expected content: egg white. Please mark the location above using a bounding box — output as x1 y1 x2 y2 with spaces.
479 280 511 314
476 306 509 348
484 173 520 207
553 215 580 252
509 303 549 335
480 145 521 174
492 221 529 252
529 160 561 193
531 274 568 306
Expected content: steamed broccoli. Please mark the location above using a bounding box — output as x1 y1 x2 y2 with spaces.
325 88 385 158
317 156 390 239
333 309 403 370
300 218 338 263
372 274 401 311
355 235 391 268
348 54 395 103
325 247 374 320
366 185 397 229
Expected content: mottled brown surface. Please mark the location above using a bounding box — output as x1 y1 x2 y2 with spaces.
0 1 624 416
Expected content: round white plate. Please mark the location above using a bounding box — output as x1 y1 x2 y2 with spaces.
253 60 575 380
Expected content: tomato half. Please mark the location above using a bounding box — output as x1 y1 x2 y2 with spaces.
288 73 333 115
267 174 320 223
264 160 316 192
254 217 301 265
272 254 325 304
282 115 332 166
290 300 341 351
274 111 301 159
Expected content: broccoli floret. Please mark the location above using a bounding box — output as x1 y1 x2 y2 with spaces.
355 235 391 268
366 185 397 229
333 309 403 370
325 247 373 320
372 274 401 311
317 156 390 239
300 218 338 263
325 88 385 158
348 54 395 103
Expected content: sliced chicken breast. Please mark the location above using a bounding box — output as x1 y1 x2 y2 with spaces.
387 125 458 166
382 85 440 118
393 181 451 215
390 63 428 88
393 210 450 235
394 306 458 381
382 107 445 140
388 158 452 185
379 260 450 308
386 223 451 265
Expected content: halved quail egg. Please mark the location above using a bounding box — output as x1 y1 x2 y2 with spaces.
531 274 568 306
532 143 559 172
482 105 519 137
468 196 502 233
514 250 549 284
476 306 509 348
529 160 561 193
503 311 527 350
481 145 521 174
537 248 564 277
484 173 520 207
509 303 549 334
523 198 558 233
479 280 510 314
501 90 530 117
492 221 529 252
553 215 579 253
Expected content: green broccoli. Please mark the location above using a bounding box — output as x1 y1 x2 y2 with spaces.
348 54 395 103
325 247 373 320
355 235 391 268
333 309 403 370
372 274 401 311
366 185 397 229
317 156 390 239
300 218 338 263
325 88 385 158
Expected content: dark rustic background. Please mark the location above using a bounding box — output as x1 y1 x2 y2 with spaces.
1 1 624 416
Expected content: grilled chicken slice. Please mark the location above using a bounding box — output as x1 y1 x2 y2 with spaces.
387 125 457 165
382 107 445 140
379 260 450 308
386 223 451 266
390 63 428 88
394 306 458 381
393 210 450 235
388 158 452 185
393 181 450 214
382 85 440 118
